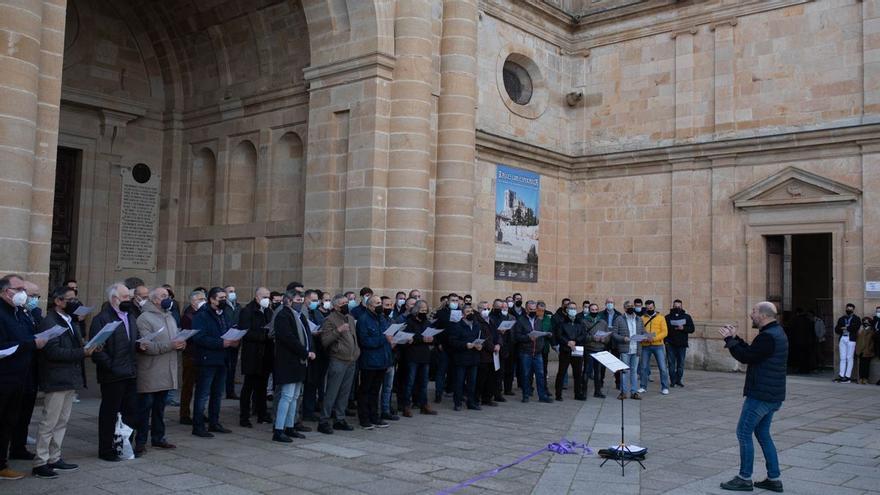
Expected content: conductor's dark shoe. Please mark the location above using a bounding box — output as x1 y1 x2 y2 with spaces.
754 479 783 492
720 476 754 491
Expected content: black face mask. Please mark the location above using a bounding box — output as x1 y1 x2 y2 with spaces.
338 306 349 315
383 307 393 317
527 311 536 319
672 307 682 313
845 309 854 315
417 313 428 321
64 300 81 316
465 313 474 321
271 302 281 310
645 309 655 316
118 301 134 313
514 300 523 308
491 308 501 315
625 307 635 315
589 311 599 317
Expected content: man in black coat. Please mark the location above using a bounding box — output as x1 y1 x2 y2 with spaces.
271 291 315 442
32 286 98 478
449 306 483 411
191 287 239 437
489 299 515 400
238 287 273 427
432 293 460 402
89 282 139 462
0 274 48 480
664 299 696 387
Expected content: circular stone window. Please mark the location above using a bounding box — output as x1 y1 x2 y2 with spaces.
503 60 532 105
132 163 152 184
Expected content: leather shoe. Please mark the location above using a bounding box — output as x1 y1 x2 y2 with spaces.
720 476 753 491
192 430 214 438
753 479 783 493
31 465 58 479
333 420 354 431
539 397 554 403
483 400 498 407
293 422 311 432
208 424 231 433
317 423 334 434
240 419 253 428
152 441 176 449
420 406 437 415
494 396 507 402
284 427 306 439
594 392 606 399
467 404 482 411
381 412 400 421
99 453 121 462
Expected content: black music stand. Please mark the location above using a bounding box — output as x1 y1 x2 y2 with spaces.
593 352 647 477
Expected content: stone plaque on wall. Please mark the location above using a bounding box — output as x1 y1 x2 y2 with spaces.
117 164 160 272
866 267 880 298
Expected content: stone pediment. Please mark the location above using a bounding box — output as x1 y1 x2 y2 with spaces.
732 167 860 209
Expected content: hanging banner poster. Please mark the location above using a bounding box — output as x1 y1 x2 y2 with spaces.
494 165 539 282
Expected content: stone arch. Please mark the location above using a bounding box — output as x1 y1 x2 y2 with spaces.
301 0 393 67
271 132 306 223
188 148 216 227
227 140 258 225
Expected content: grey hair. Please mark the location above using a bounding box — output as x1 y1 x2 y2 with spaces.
106 282 128 301
333 293 348 305
190 290 206 301
526 300 537 307
148 286 168 301
411 299 429 315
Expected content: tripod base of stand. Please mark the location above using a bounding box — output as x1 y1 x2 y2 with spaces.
599 444 647 476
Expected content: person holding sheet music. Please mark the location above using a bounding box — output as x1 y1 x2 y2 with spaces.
665 299 695 388
612 300 647 400
134 287 185 456
237 287 274 428
555 302 587 401
638 300 671 395
30 286 94 478
475 301 499 407
271 291 316 442
379 296 401 422
450 306 482 411
355 295 393 429
317 294 360 434
584 305 611 398
190 287 238 438
401 300 437 417
514 301 553 404
489 299 515 401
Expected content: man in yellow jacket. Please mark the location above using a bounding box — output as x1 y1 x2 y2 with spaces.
638 300 671 395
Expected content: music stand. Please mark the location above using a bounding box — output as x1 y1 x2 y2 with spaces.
592 351 647 477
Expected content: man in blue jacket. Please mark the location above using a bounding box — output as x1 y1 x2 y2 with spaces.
718 301 788 493
356 295 392 430
0 274 48 480
191 287 239 438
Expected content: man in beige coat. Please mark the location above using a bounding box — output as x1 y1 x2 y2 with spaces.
135 287 185 456
316 294 360 435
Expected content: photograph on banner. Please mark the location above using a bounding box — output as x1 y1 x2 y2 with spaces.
494 164 540 283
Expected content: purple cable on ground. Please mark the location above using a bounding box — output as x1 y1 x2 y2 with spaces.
437 439 592 494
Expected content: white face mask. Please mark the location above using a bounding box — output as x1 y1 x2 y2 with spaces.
501 309 509 316
12 290 28 307
323 301 332 310
449 310 463 322
259 297 270 309
195 300 206 310
397 298 405 307
480 309 490 320
228 292 237 302
138 298 147 307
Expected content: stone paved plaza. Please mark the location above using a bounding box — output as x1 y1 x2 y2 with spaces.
4 369 880 495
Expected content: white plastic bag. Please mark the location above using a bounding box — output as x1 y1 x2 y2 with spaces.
113 413 135 460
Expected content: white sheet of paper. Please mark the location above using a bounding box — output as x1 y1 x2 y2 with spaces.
173 329 200 342
449 310 463 323
528 330 551 339
137 326 165 343
631 334 649 342
0 345 19 359
85 321 122 348
35 325 68 341
591 350 629 373
493 351 501 371
497 321 515 331
572 345 584 357
221 328 247 341
392 331 414 344
593 330 611 339
384 323 406 336
472 338 485 346
73 305 93 317
421 327 443 338
307 319 320 334
669 319 686 327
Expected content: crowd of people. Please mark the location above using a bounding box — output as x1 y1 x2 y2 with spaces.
0 271 764 482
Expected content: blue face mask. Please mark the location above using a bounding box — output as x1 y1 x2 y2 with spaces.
566 309 577 318
634 307 642 314
348 300 358 309
161 298 173 311
308 301 319 311
26 296 39 311
449 302 459 310
606 303 614 312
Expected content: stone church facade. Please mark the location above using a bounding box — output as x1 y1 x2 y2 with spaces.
1 0 879 373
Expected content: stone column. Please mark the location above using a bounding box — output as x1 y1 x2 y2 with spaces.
385 0 433 294
864 0 880 115
672 28 697 142
432 0 478 300
0 0 66 286
711 20 736 137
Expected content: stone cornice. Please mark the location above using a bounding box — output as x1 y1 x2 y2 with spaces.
476 123 880 179
61 87 149 118
303 52 396 92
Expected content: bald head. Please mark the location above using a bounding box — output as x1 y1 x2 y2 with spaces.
750 301 778 328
